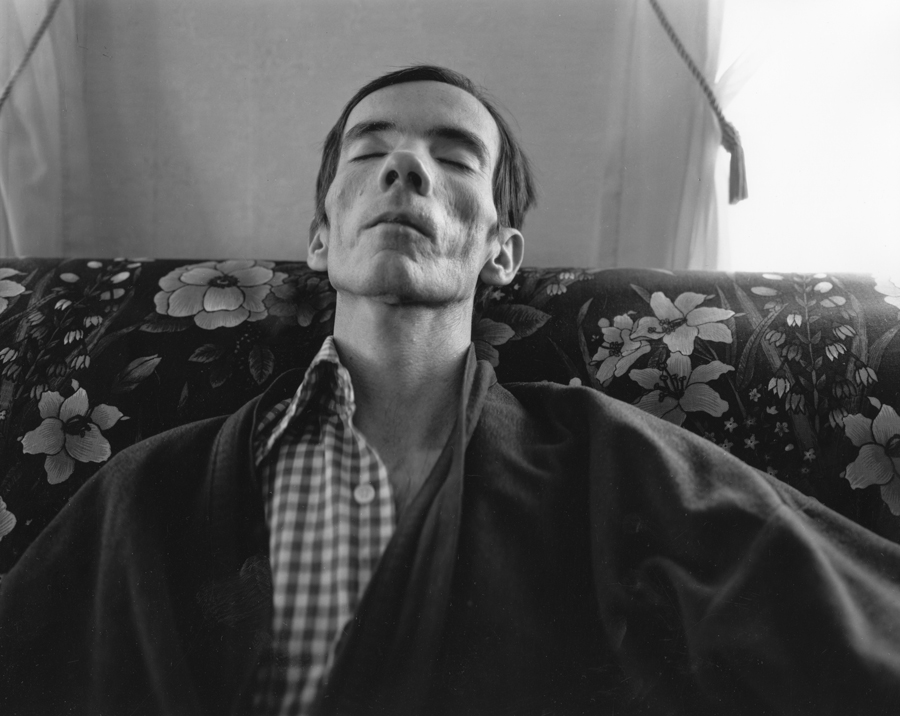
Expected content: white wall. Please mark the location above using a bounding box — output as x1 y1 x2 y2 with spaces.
81 0 619 266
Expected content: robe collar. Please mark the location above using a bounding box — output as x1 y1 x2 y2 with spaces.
195 343 497 714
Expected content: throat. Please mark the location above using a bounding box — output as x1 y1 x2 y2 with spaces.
384 441 451 516
353 375 462 518
329 310 471 515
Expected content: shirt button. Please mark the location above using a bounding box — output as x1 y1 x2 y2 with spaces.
354 483 376 505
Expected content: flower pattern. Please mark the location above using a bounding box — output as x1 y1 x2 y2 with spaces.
0 497 15 542
874 276 900 311
591 314 650 384
843 405 900 515
265 271 335 327
154 260 284 329
473 318 515 367
0 268 26 314
21 387 125 484
630 292 734 355
629 354 733 426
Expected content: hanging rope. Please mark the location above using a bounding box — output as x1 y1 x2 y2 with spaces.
648 0 748 204
0 0 66 116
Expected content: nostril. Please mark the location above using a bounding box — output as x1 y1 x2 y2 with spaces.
382 165 426 192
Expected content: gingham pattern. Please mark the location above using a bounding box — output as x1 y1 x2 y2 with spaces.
252 337 395 715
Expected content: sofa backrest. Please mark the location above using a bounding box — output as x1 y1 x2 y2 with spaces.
2 258 900 570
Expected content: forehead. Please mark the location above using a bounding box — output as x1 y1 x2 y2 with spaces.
343 81 501 163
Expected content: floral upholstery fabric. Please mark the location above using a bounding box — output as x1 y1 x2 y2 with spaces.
2 258 900 571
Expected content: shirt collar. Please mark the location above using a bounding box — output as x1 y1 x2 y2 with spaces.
257 336 354 460
255 337 499 465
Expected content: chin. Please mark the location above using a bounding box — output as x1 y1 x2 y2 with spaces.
340 261 470 307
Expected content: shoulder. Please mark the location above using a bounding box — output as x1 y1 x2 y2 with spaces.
490 379 733 463
15 387 265 556
484 380 783 513
96 367 303 498
0 415 227 591
488 379 700 444
36 415 231 541
95 415 229 500
106 415 227 471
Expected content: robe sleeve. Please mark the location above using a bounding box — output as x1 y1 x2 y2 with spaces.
587 397 900 715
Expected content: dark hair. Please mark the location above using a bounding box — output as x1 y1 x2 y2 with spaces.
313 65 536 231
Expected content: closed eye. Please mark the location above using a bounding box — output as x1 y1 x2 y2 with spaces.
438 158 473 171
351 153 386 162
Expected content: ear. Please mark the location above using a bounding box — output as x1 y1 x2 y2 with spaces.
307 219 329 271
479 227 524 286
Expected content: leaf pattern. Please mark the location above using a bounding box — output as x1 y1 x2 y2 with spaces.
249 345 275 385
112 355 162 394
1 259 900 569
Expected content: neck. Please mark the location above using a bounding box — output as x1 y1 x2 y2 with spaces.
334 294 473 397
330 293 473 510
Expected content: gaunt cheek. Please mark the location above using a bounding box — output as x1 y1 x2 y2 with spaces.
444 183 496 229
328 174 368 216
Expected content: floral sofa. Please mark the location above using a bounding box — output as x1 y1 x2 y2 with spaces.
2 258 900 572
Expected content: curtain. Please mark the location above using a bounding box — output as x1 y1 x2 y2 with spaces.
595 0 725 270
0 0 730 267
0 0 91 258
711 0 782 270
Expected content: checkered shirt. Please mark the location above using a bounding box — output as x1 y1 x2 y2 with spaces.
252 337 396 715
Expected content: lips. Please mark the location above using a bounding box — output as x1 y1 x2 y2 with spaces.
368 211 433 239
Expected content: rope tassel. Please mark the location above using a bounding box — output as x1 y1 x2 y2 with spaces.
720 119 748 204
648 0 749 204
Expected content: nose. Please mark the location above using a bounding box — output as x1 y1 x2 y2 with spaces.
379 150 432 196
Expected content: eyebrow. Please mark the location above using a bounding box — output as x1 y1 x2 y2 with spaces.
343 120 395 146
342 120 491 168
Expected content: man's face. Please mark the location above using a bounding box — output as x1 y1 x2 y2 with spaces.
309 81 509 306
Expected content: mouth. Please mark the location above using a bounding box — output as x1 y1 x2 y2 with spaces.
369 212 433 238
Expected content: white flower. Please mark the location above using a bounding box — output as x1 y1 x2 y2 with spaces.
0 497 16 542
154 260 284 330
21 388 125 484
0 268 26 314
591 315 651 384
843 405 900 515
630 354 733 426
874 276 900 310
630 292 734 355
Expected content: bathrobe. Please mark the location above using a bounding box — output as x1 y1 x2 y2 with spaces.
2 350 900 715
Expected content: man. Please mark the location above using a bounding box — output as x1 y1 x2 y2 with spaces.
2 65 900 716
